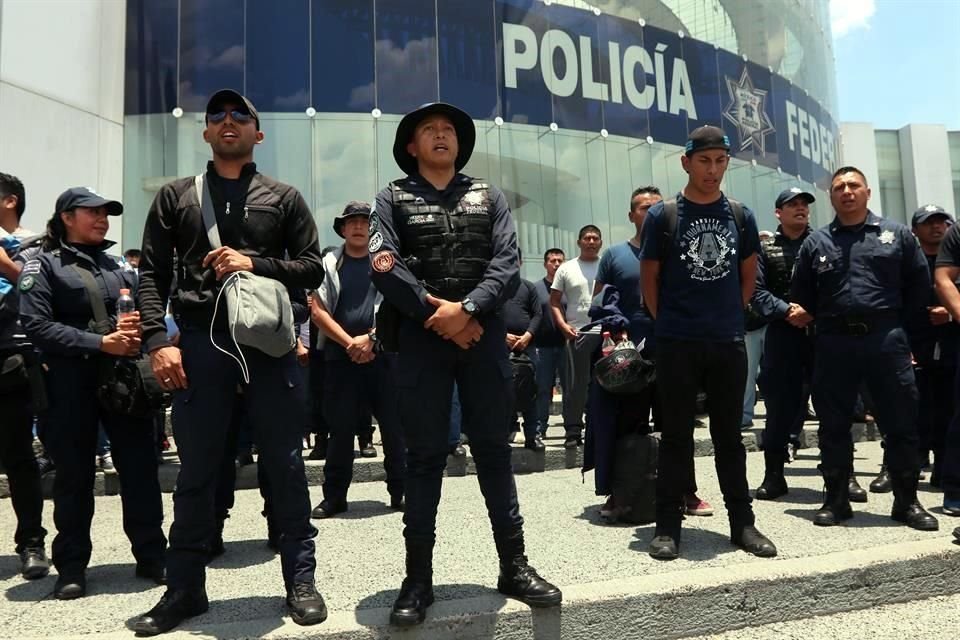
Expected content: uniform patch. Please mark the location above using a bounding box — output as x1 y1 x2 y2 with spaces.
407 214 436 225
18 274 35 291
879 230 895 245
20 260 41 276
372 251 395 273
369 213 380 234
368 232 384 252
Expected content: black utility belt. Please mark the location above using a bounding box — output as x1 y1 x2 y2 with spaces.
421 278 481 301
814 312 901 336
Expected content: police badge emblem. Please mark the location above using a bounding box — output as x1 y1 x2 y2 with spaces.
463 191 485 206
879 230 895 245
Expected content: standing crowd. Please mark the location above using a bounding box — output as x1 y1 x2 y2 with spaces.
1 90 958 636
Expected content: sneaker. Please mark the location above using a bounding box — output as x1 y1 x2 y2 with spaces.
599 496 618 523
684 494 714 516
448 443 466 458
99 453 115 472
943 495 960 517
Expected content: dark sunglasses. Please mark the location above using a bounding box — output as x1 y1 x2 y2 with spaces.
207 110 254 125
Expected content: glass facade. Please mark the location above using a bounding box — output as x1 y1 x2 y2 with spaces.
875 130 907 223
123 0 839 277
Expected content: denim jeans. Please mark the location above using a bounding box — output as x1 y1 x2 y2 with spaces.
535 345 565 435
742 327 767 426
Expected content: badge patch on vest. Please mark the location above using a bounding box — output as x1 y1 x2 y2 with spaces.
407 214 436 225
368 232 383 252
461 190 489 215
879 230 895 245
18 274 35 291
372 251 395 273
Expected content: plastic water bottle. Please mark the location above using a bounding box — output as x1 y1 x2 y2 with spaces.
601 331 615 356
117 288 136 318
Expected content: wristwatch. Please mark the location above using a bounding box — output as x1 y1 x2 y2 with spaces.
367 329 381 353
461 298 480 317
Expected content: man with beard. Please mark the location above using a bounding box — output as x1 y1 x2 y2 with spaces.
132 89 327 634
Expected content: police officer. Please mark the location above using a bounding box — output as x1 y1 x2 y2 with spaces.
0 172 49 581
18 187 167 599
132 89 326 634
309 201 405 518
791 166 938 530
370 102 561 626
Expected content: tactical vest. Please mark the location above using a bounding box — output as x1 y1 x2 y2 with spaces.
390 178 493 300
761 235 795 302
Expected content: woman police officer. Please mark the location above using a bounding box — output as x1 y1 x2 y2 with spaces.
18 187 165 599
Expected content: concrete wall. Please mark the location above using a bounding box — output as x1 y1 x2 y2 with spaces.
898 123 957 214
839 122 881 214
0 0 125 246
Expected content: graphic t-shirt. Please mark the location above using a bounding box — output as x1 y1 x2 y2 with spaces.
551 257 600 329
638 193 759 341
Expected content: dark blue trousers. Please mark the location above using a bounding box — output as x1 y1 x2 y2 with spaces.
395 315 522 545
43 354 165 574
322 353 406 501
813 327 920 473
214 392 272 524
760 322 814 457
167 330 316 591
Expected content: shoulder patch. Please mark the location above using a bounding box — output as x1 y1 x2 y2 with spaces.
18 274 35 291
20 259 41 276
368 213 380 234
368 231 384 253
371 251 395 273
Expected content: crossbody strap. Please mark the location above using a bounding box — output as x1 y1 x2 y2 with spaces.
195 174 223 250
68 263 110 333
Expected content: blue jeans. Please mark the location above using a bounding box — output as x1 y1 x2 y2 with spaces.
742 327 766 426
535 345 565 435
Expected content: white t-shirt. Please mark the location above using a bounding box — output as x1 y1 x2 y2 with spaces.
551 257 600 329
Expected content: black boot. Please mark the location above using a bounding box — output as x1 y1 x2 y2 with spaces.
494 528 562 607
390 540 435 627
129 588 209 636
730 524 777 557
869 465 892 493
755 450 788 500
18 546 50 580
286 581 328 626
814 467 853 526
848 473 868 503
890 470 939 531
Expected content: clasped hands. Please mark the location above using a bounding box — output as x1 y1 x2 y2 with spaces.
785 303 813 328
424 295 483 349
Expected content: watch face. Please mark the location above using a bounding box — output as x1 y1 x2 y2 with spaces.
464 300 478 315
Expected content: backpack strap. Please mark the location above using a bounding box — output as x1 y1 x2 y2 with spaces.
727 198 745 249
195 174 223 250
658 199 679 262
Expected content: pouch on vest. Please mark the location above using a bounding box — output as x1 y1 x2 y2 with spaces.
196 175 295 382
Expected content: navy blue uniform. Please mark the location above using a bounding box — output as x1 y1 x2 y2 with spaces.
933 226 960 499
752 227 812 459
18 242 166 577
791 211 930 473
370 173 522 546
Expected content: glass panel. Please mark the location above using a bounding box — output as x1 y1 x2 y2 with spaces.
246 0 310 112
312 0 375 113
498 0 553 125
125 0 179 115
437 0 498 119
178 0 245 112
374 0 439 115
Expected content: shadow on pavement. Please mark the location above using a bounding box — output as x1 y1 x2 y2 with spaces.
123 595 286 637
782 507 904 528
628 526 736 561
208 538 277 570
5 562 165 602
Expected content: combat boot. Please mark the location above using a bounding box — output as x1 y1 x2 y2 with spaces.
869 465 892 493
494 528 562 607
390 539 434 627
814 467 853 526
890 470 939 531
848 473 868 503
755 449 788 500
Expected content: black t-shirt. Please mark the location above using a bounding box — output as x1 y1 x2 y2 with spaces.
326 255 377 361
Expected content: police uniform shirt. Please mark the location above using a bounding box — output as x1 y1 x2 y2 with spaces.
370 173 519 322
790 210 929 319
638 194 760 341
18 243 137 356
751 226 810 321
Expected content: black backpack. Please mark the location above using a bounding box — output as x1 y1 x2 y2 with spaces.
658 197 746 262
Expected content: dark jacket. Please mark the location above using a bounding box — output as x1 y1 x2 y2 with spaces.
138 162 324 352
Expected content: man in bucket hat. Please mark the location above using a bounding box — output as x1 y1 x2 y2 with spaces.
369 102 562 626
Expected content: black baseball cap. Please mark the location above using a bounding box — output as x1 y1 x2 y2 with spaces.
684 125 731 157
393 102 476 176
205 89 260 130
55 187 123 216
776 187 816 208
912 204 954 226
333 201 371 238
